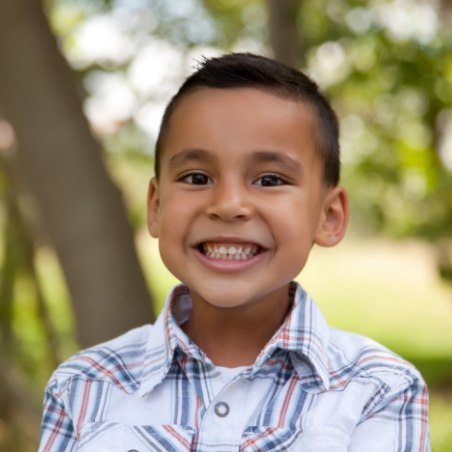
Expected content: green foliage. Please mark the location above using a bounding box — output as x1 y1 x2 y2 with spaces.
296 1 452 248
200 0 266 48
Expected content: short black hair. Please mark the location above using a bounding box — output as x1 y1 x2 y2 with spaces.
154 53 340 186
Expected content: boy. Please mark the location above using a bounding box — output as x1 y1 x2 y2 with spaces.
39 53 430 451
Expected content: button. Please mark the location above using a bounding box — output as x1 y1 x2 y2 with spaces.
127 450 139 452
214 401 230 417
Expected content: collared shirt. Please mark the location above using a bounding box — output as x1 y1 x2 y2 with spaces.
39 282 430 451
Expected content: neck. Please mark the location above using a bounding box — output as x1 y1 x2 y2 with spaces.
182 285 292 367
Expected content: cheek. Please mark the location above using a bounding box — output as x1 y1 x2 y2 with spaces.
156 196 198 248
157 226 187 282
158 193 193 225
268 202 318 252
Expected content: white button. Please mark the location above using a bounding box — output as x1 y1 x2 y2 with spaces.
214 401 230 417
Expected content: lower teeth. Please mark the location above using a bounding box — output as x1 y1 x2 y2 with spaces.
208 252 250 260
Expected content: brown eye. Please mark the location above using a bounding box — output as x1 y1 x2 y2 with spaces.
255 174 286 187
181 172 212 185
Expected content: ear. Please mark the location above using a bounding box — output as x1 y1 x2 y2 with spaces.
147 177 160 238
314 186 349 247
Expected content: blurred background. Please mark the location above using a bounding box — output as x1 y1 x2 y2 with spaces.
0 0 451 450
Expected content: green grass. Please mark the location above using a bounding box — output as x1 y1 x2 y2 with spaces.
430 391 452 451
299 238 452 359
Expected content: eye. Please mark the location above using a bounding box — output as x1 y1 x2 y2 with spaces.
254 174 287 187
180 172 212 185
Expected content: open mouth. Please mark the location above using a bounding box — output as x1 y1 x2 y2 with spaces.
197 242 263 260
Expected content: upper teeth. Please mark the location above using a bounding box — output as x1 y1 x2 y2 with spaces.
203 243 259 260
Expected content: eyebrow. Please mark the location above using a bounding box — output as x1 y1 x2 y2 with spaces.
249 150 302 173
168 148 216 169
167 148 302 173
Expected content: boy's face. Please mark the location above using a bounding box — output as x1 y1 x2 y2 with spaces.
148 88 348 310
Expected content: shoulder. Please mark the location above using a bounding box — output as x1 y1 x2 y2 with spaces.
327 328 425 393
48 324 155 396
324 329 429 440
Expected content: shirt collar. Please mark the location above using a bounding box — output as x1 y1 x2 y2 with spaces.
138 282 330 396
137 285 205 396
257 281 331 392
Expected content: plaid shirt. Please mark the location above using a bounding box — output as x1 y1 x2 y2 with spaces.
39 282 430 451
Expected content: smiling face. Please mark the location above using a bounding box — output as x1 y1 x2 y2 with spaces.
148 88 348 311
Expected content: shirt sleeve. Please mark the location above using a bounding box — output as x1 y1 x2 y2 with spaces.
38 377 77 452
349 372 430 452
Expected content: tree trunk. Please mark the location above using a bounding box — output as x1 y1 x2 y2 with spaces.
0 0 154 347
266 0 302 68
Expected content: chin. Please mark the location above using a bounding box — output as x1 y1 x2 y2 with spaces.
189 286 255 309
201 294 248 309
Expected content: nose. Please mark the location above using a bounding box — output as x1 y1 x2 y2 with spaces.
205 181 252 222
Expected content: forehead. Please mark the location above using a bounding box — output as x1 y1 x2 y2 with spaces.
161 87 320 168
170 86 316 130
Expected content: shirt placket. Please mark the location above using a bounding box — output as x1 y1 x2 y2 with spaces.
195 375 250 451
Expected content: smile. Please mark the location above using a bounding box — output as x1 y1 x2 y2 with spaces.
199 242 262 260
